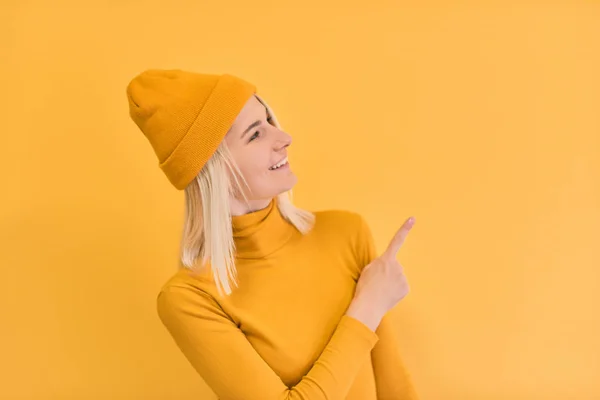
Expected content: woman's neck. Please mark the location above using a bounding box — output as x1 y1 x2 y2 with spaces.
230 196 273 216
230 196 297 259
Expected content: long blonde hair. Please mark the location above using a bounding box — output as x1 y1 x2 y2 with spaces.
179 95 315 296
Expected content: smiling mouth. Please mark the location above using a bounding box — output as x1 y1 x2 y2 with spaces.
269 156 289 170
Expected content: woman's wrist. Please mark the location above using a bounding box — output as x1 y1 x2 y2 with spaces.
345 297 385 332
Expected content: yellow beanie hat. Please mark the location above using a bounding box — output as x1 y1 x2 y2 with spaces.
126 69 256 190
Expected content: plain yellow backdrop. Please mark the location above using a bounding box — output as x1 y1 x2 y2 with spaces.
1 1 598 399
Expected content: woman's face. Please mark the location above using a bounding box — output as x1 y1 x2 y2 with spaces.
225 95 297 201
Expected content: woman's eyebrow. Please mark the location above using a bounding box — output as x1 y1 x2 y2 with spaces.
241 120 261 139
241 108 269 139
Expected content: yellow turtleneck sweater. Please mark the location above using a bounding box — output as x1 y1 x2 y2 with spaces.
157 198 418 400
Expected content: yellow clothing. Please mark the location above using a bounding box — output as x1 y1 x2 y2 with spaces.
157 198 418 399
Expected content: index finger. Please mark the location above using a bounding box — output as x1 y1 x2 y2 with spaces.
382 216 415 260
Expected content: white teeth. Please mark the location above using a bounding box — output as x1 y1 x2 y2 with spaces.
270 157 288 170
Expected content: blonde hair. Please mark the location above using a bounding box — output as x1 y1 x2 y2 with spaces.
179 95 315 296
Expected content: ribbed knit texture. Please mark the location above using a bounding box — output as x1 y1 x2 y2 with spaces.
126 69 256 190
157 198 419 399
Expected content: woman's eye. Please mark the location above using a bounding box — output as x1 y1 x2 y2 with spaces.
249 131 259 142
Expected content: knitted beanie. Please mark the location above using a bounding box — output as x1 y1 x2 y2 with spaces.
126 69 256 190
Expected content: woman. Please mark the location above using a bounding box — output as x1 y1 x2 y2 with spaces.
126 69 418 399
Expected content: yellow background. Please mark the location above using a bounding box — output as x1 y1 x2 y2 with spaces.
1 1 598 399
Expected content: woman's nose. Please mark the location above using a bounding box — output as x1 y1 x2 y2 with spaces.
274 129 292 149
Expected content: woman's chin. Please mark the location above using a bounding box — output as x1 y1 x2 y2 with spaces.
277 174 298 194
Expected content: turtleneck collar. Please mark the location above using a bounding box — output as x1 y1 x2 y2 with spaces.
231 197 297 259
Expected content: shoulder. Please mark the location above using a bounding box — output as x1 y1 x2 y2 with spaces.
312 208 367 234
311 208 374 255
156 265 221 314
308 208 376 274
159 264 214 293
155 266 235 334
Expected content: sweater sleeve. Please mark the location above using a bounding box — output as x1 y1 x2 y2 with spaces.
156 286 379 400
372 315 419 400
355 214 419 399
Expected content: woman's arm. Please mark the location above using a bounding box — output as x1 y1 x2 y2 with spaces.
157 285 379 400
354 214 419 399
372 314 419 399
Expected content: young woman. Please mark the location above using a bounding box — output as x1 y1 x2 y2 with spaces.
126 69 418 400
